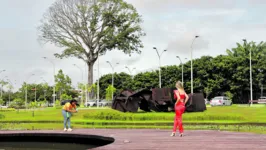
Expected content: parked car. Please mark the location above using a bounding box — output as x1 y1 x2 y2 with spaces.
99 100 112 107
258 96 266 104
85 100 97 107
0 105 8 109
205 99 210 105
210 96 232 106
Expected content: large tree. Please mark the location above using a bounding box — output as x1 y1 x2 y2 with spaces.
38 0 145 88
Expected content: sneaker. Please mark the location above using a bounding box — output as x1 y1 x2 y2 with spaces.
170 133 176 137
179 133 183 137
67 128 73 132
64 128 67 131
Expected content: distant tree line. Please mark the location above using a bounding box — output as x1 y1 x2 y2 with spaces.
97 40 266 104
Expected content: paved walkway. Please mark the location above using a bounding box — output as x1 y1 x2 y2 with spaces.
1 129 266 150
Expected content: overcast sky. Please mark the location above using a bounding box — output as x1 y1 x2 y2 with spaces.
1 0 266 91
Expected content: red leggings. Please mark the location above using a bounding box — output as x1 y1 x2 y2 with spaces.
173 102 185 133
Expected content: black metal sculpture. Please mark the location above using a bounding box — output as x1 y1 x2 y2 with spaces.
112 88 206 113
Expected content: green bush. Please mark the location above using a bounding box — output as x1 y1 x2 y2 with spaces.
0 108 15 112
0 99 4 106
55 100 61 109
0 114 5 119
60 94 72 100
83 109 245 122
8 98 25 109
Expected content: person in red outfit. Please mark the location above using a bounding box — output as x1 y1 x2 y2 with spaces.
171 81 189 137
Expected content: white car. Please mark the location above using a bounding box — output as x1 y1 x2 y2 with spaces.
85 100 97 107
258 97 266 104
210 96 232 106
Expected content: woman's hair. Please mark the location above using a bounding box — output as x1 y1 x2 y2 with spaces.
70 100 77 104
176 81 184 90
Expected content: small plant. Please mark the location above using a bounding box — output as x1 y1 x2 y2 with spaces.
55 100 61 109
0 99 4 106
60 94 72 100
105 85 116 101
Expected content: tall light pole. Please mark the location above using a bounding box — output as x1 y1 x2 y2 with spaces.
73 64 84 105
153 47 167 88
84 62 88 105
176 56 184 85
6 79 14 106
243 39 253 106
190 35 199 94
0 70 5 74
0 70 6 98
43 57 56 107
125 66 136 78
107 61 119 100
41 77 48 100
97 53 100 108
25 73 35 109
1 76 8 99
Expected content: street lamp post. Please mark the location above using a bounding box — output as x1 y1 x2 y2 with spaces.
97 53 100 108
43 57 56 107
107 61 119 100
0 76 8 99
84 62 88 105
73 64 84 105
176 56 184 85
125 66 136 78
40 77 48 100
6 79 14 106
25 74 35 109
190 36 199 94
0 70 5 74
0 70 6 99
243 39 253 106
153 47 167 88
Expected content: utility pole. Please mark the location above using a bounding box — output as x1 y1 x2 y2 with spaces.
43 57 56 107
107 61 119 100
25 74 35 109
125 66 136 79
97 53 100 108
153 47 167 88
0 70 6 99
176 56 184 85
73 64 84 106
190 35 199 94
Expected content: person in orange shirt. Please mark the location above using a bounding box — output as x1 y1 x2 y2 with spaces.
62 100 78 131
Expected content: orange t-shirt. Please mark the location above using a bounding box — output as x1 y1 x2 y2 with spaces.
62 102 76 110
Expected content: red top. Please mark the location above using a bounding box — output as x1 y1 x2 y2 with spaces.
174 90 185 101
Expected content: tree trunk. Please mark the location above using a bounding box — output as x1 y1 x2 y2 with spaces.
87 62 95 99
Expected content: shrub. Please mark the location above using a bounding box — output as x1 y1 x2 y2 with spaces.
60 94 72 100
8 98 25 109
55 100 61 109
0 114 4 119
0 99 4 106
83 109 246 122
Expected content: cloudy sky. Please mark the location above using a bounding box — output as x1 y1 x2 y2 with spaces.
1 0 266 91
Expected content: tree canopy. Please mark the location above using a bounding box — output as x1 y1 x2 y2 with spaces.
38 0 145 88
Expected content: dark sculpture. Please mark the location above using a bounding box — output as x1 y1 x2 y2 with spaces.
112 88 206 113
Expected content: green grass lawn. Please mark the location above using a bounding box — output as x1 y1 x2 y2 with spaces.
0 105 266 133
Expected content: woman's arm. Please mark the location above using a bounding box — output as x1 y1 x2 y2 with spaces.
184 93 189 104
66 107 77 113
